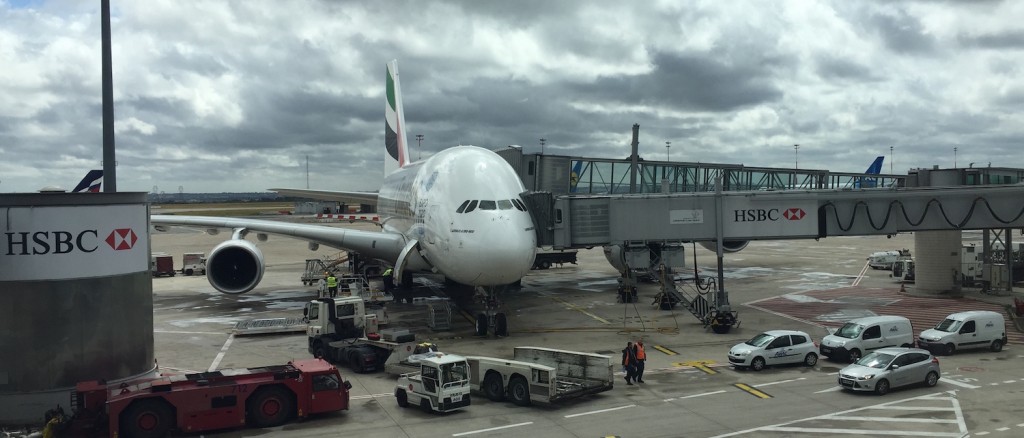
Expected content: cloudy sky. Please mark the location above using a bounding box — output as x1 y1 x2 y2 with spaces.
2 0 1022 193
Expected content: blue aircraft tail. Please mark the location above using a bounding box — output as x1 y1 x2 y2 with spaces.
72 170 103 193
569 161 583 193
853 156 884 188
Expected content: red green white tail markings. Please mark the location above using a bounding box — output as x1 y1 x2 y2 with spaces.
385 60 409 175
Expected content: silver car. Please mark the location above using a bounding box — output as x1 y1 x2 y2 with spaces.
728 330 818 371
837 347 940 395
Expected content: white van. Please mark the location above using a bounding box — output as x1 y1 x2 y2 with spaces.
819 315 915 363
917 310 1007 355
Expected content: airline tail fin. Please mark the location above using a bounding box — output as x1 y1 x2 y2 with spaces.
864 156 884 175
853 156 884 188
72 170 103 193
569 161 583 193
384 60 410 175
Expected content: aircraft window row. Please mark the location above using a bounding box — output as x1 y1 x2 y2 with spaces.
456 199 528 213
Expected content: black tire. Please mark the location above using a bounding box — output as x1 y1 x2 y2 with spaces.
396 389 409 408
804 353 818 367
247 386 295 428
925 371 939 387
494 313 509 337
120 399 174 438
900 343 911 348
540 261 551 269
311 341 326 360
508 376 531 406
848 349 862 363
475 313 488 337
483 372 505 402
420 398 433 413
185 269 193 276
874 379 890 395
750 357 766 372
348 351 365 373
711 324 731 334
945 343 956 356
991 339 1004 352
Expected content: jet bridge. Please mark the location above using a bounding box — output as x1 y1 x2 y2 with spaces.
522 184 1024 333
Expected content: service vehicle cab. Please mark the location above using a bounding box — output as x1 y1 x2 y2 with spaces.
838 347 940 395
728 330 819 371
917 310 1007 355
395 353 471 413
820 315 914 363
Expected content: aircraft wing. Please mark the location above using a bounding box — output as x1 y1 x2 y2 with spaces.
270 188 378 205
150 215 406 262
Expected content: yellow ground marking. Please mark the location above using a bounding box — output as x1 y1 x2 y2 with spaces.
733 383 773 399
654 345 678 355
552 297 611 324
678 360 718 375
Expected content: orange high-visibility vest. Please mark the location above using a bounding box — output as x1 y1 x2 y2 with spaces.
636 343 646 360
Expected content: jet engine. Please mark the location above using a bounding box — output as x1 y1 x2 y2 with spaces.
603 245 629 274
207 239 265 294
698 240 750 253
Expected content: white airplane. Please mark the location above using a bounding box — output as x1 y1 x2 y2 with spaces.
152 60 537 335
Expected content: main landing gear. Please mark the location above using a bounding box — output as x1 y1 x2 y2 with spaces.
474 286 509 337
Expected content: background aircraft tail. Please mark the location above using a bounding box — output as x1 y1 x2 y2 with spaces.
72 170 103 193
864 156 884 175
853 156 885 188
384 60 410 176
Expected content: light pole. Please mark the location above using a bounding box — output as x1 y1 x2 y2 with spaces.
954 146 958 168
415 134 424 160
794 144 799 169
665 141 671 161
540 138 546 155
890 146 893 173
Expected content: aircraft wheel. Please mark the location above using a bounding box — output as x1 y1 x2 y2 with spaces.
494 313 509 337
475 313 488 337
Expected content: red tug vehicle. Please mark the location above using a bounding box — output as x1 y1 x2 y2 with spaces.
61 358 350 437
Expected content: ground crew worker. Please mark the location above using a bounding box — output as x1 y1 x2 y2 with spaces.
382 268 394 292
634 337 646 383
326 272 338 298
621 341 638 385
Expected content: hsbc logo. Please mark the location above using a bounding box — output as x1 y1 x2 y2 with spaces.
4 228 138 255
782 208 806 220
734 208 807 222
106 228 138 250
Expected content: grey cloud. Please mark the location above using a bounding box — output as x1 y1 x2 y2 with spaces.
867 9 937 55
958 31 1024 50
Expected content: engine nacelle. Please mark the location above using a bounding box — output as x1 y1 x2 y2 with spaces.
698 240 750 253
603 245 629 274
207 239 265 294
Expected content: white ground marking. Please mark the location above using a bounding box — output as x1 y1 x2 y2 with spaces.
814 386 843 393
452 422 533 436
852 261 869 286
941 378 981 389
207 333 234 372
664 390 728 401
708 391 969 438
154 330 226 335
350 393 393 400
564 404 636 418
755 377 806 387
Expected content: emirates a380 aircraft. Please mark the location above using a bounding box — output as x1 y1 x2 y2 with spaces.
152 60 537 335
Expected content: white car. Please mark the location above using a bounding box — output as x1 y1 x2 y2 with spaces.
728 330 819 371
838 347 940 395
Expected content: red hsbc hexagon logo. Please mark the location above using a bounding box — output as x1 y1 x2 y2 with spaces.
783 208 806 221
105 228 138 250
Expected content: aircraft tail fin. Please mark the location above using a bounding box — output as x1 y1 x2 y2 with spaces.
864 156 884 175
384 60 410 175
853 156 885 188
72 170 103 193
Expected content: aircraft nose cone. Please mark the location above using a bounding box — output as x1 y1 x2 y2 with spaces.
460 221 535 285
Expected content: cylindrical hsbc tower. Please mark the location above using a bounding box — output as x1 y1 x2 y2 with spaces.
0 192 155 425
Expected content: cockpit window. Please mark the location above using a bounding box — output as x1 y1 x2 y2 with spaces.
456 200 471 214
512 199 527 211
479 200 497 210
497 200 514 210
464 200 478 213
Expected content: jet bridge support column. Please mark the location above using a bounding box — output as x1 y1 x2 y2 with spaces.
709 176 738 334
